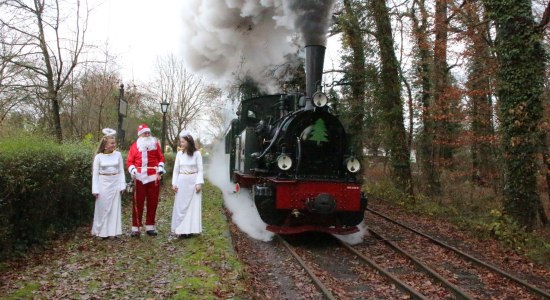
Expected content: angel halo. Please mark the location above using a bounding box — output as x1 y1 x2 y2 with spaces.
102 128 117 137
179 129 191 138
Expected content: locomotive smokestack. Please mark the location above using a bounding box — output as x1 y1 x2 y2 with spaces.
305 45 325 110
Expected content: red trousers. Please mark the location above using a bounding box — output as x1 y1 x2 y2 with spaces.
132 180 160 227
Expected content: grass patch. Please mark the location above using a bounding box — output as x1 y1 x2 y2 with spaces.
5 282 39 300
171 181 246 299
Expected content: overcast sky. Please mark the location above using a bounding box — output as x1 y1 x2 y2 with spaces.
87 0 186 83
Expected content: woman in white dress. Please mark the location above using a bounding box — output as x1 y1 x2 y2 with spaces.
171 130 204 238
91 128 126 239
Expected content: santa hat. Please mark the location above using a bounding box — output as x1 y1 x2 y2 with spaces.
137 123 151 136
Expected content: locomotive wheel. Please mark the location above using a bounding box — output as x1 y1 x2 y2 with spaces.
255 197 287 226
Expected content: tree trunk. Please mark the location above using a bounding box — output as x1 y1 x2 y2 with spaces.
370 0 413 195
51 96 63 143
433 0 454 171
464 1 497 186
484 0 548 229
411 0 440 196
35 0 63 142
341 0 366 157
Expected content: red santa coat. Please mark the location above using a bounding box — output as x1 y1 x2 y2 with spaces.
127 138 165 184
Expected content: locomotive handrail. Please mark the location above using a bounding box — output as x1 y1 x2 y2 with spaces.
295 136 302 177
254 110 301 160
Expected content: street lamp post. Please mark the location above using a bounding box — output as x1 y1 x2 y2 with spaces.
160 101 170 153
118 84 128 147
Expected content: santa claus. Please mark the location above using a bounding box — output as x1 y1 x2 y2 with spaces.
127 123 166 236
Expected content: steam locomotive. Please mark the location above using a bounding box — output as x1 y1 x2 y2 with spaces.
224 45 367 234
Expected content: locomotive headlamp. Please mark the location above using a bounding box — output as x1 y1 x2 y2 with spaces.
276 154 293 171
312 92 328 108
345 157 361 173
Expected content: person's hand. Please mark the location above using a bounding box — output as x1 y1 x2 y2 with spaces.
93 193 99 199
158 166 166 175
173 186 178 193
130 169 137 179
195 184 201 193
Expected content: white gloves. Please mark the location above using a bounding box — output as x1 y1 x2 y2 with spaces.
158 166 166 175
130 168 137 178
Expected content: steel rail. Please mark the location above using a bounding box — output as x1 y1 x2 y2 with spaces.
367 227 474 300
277 235 336 300
367 207 550 299
339 241 429 300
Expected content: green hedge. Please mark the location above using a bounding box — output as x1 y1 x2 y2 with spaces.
0 136 95 260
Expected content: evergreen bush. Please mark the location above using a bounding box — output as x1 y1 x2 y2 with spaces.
0 135 94 260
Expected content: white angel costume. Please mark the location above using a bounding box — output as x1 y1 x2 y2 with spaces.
171 150 204 235
91 151 126 237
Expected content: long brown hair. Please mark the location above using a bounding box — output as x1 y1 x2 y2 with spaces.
95 135 116 154
181 135 197 156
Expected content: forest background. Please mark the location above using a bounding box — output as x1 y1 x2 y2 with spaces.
0 0 549 264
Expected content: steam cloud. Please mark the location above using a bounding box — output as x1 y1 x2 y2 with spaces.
288 1 335 45
180 0 335 88
206 141 274 241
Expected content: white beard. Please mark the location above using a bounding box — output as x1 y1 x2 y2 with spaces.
137 136 157 152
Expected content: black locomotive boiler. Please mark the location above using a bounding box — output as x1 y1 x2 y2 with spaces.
225 45 367 234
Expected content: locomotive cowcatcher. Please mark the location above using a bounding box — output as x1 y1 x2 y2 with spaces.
224 45 367 234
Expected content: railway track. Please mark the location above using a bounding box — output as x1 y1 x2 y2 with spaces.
365 207 550 299
277 234 435 299
275 208 550 299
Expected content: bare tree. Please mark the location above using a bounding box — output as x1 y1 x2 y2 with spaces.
0 0 90 142
0 24 27 124
151 54 221 150
74 67 119 138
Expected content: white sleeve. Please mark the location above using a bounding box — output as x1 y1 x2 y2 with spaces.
117 152 126 191
171 153 180 187
195 152 204 185
92 155 100 194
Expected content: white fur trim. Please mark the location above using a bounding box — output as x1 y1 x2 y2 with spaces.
137 127 151 136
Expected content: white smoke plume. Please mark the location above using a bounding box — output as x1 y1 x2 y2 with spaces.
206 140 275 241
180 0 335 90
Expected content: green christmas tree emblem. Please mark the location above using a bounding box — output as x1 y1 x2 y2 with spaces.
309 119 329 145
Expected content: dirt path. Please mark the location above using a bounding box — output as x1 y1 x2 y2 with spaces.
0 182 245 299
